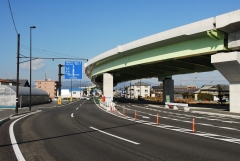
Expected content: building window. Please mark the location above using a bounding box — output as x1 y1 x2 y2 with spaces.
73 92 76 94
38 86 41 88
145 86 148 88
145 90 148 93
38 82 41 84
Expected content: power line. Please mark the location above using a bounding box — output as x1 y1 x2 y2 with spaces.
7 0 18 34
21 45 80 58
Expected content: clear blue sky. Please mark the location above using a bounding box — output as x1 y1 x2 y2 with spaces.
1 0 239 87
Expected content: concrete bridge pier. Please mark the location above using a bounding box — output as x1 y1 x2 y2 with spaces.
160 77 174 103
103 73 113 102
212 51 240 113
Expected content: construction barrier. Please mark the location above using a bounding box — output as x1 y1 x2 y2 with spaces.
101 96 105 102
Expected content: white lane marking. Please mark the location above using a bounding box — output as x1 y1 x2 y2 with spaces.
96 104 240 145
80 100 87 106
89 126 140 145
10 118 26 161
122 105 240 126
9 112 40 161
138 115 150 119
77 101 86 110
71 113 74 117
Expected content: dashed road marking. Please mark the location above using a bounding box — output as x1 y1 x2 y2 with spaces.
96 103 240 145
90 126 140 145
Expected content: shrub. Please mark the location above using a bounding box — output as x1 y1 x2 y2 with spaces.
197 93 213 101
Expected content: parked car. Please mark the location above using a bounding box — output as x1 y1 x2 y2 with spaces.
218 98 228 103
81 96 87 100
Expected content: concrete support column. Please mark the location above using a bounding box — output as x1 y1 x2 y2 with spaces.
162 78 174 103
211 51 240 113
103 73 113 102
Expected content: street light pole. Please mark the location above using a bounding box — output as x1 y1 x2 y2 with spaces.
30 26 36 111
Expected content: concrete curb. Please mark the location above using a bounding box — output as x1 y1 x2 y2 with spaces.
0 110 39 126
10 110 37 118
148 104 240 118
0 117 10 126
191 111 240 119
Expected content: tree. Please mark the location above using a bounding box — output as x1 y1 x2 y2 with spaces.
216 84 224 104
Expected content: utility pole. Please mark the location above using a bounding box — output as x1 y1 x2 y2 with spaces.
16 34 20 114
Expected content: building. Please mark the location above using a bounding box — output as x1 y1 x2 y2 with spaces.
59 88 84 98
126 82 150 98
0 79 16 86
194 84 229 101
35 79 59 98
151 86 163 97
11 79 30 87
0 79 30 87
174 85 188 93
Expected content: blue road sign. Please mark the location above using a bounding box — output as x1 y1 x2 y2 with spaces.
65 61 82 79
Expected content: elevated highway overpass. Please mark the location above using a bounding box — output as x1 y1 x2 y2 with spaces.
85 9 240 113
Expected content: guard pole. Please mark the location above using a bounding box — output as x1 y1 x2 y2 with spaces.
58 96 61 105
134 111 137 120
116 108 118 115
192 118 196 133
156 113 159 125
123 108 125 116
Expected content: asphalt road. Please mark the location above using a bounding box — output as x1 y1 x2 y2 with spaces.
0 100 239 161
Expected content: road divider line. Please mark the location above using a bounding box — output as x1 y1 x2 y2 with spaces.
79 100 87 107
89 126 140 145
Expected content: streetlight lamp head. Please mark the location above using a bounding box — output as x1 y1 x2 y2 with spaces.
30 26 36 29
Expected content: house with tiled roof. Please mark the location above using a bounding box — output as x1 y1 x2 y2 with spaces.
0 79 30 87
194 84 229 101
